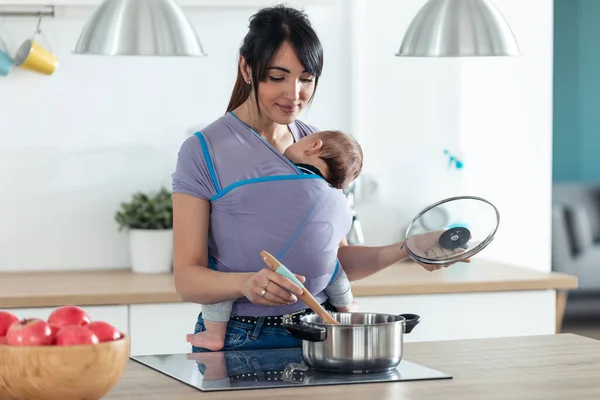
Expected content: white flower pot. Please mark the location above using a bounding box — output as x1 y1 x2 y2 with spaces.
128 229 173 274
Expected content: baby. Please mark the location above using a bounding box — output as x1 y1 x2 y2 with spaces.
187 130 363 351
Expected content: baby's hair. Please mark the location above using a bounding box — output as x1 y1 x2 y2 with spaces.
315 130 363 189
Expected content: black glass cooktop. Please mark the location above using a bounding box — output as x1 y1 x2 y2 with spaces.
130 347 452 392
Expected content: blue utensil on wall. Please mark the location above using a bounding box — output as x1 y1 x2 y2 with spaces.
0 35 13 76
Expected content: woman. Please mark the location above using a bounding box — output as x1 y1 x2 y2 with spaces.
172 5 463 354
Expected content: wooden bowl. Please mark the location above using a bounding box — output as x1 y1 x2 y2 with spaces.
0 334 130 400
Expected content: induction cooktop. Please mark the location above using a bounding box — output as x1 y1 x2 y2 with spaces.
130 347 452 392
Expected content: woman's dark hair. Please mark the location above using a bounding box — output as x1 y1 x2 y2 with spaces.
226 5 324 114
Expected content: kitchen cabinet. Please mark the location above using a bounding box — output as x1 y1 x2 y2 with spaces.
0 292 558 355
0 305 129 337
128 302 201 356
355 290 556 342
127 289 555 356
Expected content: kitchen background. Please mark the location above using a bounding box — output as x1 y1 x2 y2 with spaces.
552 0 600 336
0 0 552 276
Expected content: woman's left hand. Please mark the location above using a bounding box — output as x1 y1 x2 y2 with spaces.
403 230 471 272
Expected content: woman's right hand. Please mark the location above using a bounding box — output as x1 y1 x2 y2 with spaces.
241 268 305 306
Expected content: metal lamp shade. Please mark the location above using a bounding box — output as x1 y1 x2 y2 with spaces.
396 0 521 57
73 0 207 56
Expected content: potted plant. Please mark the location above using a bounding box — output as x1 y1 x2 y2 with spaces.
114 186 173 274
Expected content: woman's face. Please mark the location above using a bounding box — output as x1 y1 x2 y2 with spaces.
245 41 316 125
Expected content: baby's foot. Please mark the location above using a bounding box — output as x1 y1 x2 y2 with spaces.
186 331 225 351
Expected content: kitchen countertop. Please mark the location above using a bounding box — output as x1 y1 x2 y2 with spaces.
104 333 600 399
0 259 577 309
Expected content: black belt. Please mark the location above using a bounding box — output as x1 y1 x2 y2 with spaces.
230 302 336 327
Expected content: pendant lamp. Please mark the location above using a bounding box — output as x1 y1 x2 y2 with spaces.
396 0 521 57
73 0 207 56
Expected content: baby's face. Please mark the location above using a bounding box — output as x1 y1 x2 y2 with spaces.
284 135 317 163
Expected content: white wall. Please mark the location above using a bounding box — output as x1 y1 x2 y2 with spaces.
348 0 465 247
0 0 553 273
352 0 554 273
0 1 350 271
457 0 554 272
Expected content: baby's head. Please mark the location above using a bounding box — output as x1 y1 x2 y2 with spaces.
284 130 363 189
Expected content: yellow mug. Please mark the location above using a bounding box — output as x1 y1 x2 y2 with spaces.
14 39 58 76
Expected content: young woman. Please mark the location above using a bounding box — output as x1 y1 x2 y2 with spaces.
171 5 462 353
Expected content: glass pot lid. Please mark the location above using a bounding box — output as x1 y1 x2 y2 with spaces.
404 196 500 265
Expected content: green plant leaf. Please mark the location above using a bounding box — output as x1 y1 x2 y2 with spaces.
114 186 173 231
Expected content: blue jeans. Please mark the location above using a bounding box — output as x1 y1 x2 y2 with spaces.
191 313 302 354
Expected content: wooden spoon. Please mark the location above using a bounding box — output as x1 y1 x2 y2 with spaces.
260 250 340 325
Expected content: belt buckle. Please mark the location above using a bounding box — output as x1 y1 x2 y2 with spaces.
282 309 306 325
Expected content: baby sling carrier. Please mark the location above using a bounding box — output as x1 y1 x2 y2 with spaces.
195 112 352 316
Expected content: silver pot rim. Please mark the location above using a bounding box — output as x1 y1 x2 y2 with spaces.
298 311 417 328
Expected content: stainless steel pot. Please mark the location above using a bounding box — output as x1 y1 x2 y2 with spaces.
282 312 420 373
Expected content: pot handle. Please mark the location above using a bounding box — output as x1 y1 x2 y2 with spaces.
282 324 327 342
399 313 420 334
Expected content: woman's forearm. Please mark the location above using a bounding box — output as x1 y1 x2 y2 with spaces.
337 241 408 282
174 264 251 305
